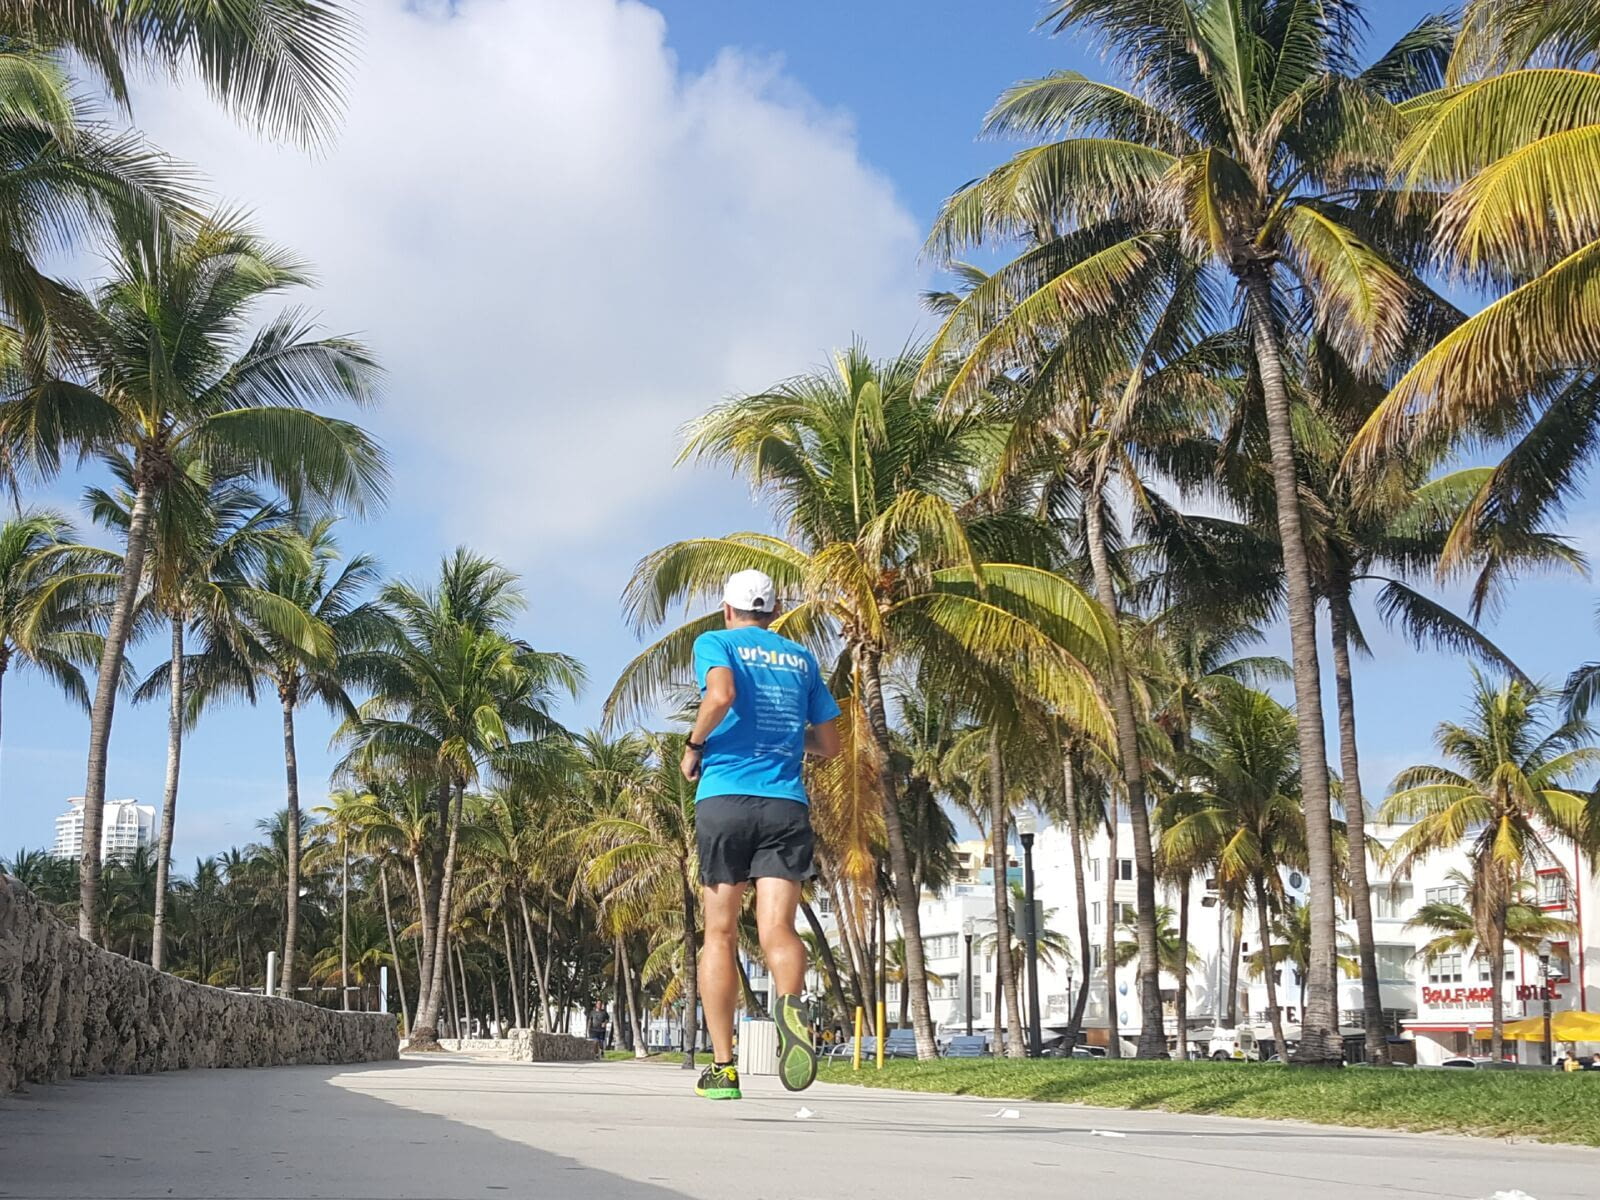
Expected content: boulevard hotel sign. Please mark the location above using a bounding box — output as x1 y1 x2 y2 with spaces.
1421 984 1559 1008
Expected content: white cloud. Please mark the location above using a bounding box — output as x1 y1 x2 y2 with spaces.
126 0 924 572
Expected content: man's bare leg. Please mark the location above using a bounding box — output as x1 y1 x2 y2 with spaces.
699 882 747 1063
754 877 807 993
756 876 818 1090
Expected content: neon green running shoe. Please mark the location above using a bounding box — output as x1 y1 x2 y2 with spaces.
775 994 817 1092
695 1062 742 1100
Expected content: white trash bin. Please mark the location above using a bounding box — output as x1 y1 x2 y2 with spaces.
737 1018 779 1076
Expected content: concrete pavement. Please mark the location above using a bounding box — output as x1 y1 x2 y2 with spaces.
2 1054 1594 1200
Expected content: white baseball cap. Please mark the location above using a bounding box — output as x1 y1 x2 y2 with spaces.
723 568 777 612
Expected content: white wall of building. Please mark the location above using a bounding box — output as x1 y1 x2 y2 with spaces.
818 818 1600 1062
50 797 156 863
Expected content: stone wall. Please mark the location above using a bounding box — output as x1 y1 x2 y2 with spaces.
1 876 397 1093
438 1032 600 1062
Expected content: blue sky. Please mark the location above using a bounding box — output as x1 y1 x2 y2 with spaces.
5 0 1595 864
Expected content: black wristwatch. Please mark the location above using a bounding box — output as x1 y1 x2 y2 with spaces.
686 738 707 752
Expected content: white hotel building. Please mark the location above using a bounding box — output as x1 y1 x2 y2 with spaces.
831 819 1599 1064
50 797 157 863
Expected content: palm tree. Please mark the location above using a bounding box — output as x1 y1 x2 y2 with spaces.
1115 904 1197 978
983 879 1074 1035
95 463 302 971
1 214 386 943
1247 901 1358 1022
1380 674 1596 1059
608 345 1111 1058
0 511 110 773
1166 682 1308 1056
925 0 1452 1063
1353 3 1600 489
581 732 701 1068
338 550 581 1049
186 519 385 995
1406 868 1579 988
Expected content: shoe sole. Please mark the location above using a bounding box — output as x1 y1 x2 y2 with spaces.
696 1086 742 1100
775 995 817 1092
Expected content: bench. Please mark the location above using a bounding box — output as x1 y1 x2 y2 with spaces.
884 1028 919 1058
944 1035 988 1058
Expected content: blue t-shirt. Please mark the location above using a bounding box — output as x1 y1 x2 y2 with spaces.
692 626 842 804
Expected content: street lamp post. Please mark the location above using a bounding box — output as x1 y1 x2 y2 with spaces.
1017 813 1043 1058
963 917 976 1037
1538 938 1554 1067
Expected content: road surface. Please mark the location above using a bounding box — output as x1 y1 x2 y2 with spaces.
2 1055 1592 1199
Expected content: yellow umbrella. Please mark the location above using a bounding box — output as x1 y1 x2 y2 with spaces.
1473 1012 1600 1042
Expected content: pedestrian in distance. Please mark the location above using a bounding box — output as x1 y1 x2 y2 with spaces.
681 570 842 1101
587 1001 611 1054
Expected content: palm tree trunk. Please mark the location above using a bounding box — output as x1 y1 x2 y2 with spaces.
1176 884 1190 1060
620 937 647 1057
502 916 525 1031
1255 876 1288 1058
1083 474 1166 1057
1062 752 1092 1050
1242 268 1340 1064
279 688 303 998
801 898 853 1024
1489 915 1507 1063
380 865 411 1030
455 942 474 1037
988 731 1025 1057
445 937 461 1039
78 470 156 943
680 872 699 1066
410 853 435 1030
858 646 937 1058
736 954 761 1013
151 617 184 972
413 783 466 1048
1104 789 1121 1058
1227 911 1242 1027
340 836 350 1012
1327 586 1389 1063
517 892 554 1031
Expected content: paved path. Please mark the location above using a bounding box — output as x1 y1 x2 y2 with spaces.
2 1055 1594 1200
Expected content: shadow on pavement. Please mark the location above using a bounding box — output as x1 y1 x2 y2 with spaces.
0 1058 698 1200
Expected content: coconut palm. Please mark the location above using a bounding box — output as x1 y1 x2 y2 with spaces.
608 344 1111 1058
0 511 111 771
925 0 1454 1062
338 550 581 1049
1405 867 1578 991
1247 900 1358 1021
1380 674 1597 1059
0 214 386 943
1166 682 1308 1056
1353 3 1600 493
0 1 358 146
982 879 1075 1033
1115 904 1198 978
187 518 386 993
580 731 701 1068
94 462 303 971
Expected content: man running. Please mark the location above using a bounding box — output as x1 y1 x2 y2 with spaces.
681 569 841 1100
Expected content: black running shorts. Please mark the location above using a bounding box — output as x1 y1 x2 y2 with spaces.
696 793 815 886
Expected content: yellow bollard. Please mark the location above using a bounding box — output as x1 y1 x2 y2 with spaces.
852 1006 864 1071
875 1001 886 1070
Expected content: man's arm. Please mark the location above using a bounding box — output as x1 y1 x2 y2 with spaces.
805 719 841 759
681 665 736 781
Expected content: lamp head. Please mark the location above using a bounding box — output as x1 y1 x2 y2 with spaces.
963 917 975 938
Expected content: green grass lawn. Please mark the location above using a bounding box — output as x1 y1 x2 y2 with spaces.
816 1058 1600 1146
603 1049 712 1065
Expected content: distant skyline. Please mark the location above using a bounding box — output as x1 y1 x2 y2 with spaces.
5 0 1595 866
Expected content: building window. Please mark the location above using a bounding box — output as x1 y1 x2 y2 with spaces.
1117 858 1134 881
1375 944 1412 981
1477 949 1516 983
1538 873 1568 908
1114 902 1136 925
983 991 993 1014
923 934 957 960
1089 945 1102 971
1423 885 1465 908
1372 884 1412 920
1427 953 1463 984
1091 902 1103 925
1091 858 1102 883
